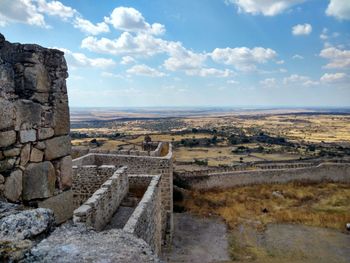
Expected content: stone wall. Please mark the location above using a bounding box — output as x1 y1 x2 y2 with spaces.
0 34 72 223
72 145 174 244
73 166 128 231
124 175 162 255
177 163 350 190
72 164 117 207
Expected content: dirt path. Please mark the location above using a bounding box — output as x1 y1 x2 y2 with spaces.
162 213 230 263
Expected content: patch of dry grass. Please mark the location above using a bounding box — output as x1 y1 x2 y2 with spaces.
179 182 350 231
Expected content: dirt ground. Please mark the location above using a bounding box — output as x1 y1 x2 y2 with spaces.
162 213 230 263
163 213 350 263
231 223 350 263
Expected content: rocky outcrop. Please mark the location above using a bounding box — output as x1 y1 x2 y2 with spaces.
0 201 55 262
25 223 160 263
0 33 72 221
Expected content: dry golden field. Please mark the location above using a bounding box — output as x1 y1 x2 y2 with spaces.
179 182 350 231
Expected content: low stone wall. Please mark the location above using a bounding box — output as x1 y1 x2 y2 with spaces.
124 175 162 255
72 145 173 243
72 164 117 207
88 142 168 157
178 163 350 190
73 166 128 231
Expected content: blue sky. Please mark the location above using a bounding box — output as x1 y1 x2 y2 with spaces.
1 0 350 107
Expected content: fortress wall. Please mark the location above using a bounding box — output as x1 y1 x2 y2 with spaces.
73 166 128 231
175 162 315 178
179 163 350 190
0 34 72 223
72 164 117 207
124 175 162 255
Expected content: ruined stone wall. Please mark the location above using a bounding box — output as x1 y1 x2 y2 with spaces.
178 163 350 190
72 147 174 244
72 164 117 207
124 175 162 255
73 166 128 231
0 34 72 223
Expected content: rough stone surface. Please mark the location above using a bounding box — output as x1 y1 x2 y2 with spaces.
4 170 22 202
25 224 160 263
39 190 74 224
54 155 72 190
44 135 71 161
0 174 4 184
14 100 42 131
0 158 15 173
20 129 36 143
3 147 21 157
0 208 54 241
20 143 31 166
0 33 71 209
0 130 16 148
30 147 44 162
22 162 56 200
0 98 15 130
0 204 55 262
38 127 54 140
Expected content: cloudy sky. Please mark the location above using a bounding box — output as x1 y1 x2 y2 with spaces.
1 0 350 107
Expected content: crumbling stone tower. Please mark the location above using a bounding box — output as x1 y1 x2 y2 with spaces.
0 34 73 223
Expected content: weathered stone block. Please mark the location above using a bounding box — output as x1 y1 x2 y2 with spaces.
30 148 43 162
54 155 72 190
0 130 16 148
35 141 46 150
0 174 4 184
20 129 36 143
53 100 70 135
44 135 71 160
39 190 74 224
14 100 42 130
24 63 50 93
4 169 22 202
0 158 15 173
38 128 54 140
0 98 14 130
20 144 31 166
3 147 20 157
22 161 55 200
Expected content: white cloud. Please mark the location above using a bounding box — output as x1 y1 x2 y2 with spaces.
104 7 165 35
227 79 240 85
164 45 207 72
127 64 165 77
81 33 169 56
225 0 305 16
0 0 46 27
211 47 277 71
260 78 277 88
292 23 312 35
73 17 109 35
186 68 233 77
320 47 350 68
283 74 311 86
121 56 136 65
292 54 304 59
303 80 319 87
276 60 285 64
37 0 76 19
55 48 115 69
320 72 347 83
101 72 123 78
326 0 350 20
